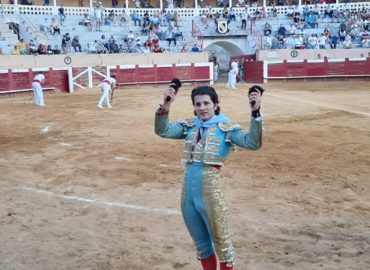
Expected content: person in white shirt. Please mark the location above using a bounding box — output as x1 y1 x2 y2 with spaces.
308 34 318 49
226 61 238 90
213 58 219 82
94 2 104 31
97 75 116 109
32 72 46 106
318 33 327 49
342 36 352 49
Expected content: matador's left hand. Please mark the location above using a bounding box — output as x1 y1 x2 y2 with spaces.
249 90 262 111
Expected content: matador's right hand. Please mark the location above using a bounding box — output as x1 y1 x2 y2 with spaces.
162 85 176 109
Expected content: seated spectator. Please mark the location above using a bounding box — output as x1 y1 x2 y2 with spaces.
72 36 82 52
11 45 20 55
293 34 303 49
181 45 188 52
40 18 50 32
37 44 47 55
339 27 347 43
293 13 300 24
50 18 60 35
28 40 37 55
278 24 287 37
120 10 128 27
0 48 3 55
264 22 272 36
109 40 119 53
287 5 294 17
152 44 164 53
361 34 370 48
228 7 236 21
83 13 93 31
131 11 142 26
165 27 177 46
191 43 200 52
324 4 333 19
18 39 28 55
271 4 277 17
88 41 98 53
318 33 327 49
165 11 173 26
143 11 150 27
108 10 116 24
329 35 338 49
307 34 318 49
53 45 61 54
173 26 183 40
342 36 352 49
143 36 153 51
141 24 149 36
46 45 54 54
101 34 109 51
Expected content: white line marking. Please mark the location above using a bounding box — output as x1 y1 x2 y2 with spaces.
58 142 73 147
267 93 370 117
114 156 131 161
40 123 54 134
23 187 181 216
159 164 181 169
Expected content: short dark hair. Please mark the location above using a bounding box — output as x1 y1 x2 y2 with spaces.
191 85 220 115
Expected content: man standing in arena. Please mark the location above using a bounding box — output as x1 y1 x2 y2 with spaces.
32 72 45 106
97 75 116 109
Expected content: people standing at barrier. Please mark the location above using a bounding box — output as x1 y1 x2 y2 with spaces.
97 75 116 109
226 61 238 90
32 72 46 107
154 84 264 270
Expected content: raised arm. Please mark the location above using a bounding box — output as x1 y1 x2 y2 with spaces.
231 86 264 150
154 83 184 139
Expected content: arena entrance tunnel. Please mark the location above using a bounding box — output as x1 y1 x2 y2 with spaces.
203 40 246 72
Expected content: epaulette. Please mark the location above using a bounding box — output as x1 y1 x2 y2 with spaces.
218 122 241 132
177 118 196 128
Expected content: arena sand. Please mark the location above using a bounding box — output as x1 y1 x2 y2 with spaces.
0 81 369 270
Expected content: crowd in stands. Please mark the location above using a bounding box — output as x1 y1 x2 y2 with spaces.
1 1 369 56
260 4 369 49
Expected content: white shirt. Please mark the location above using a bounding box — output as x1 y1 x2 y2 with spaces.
34 74 45 84
100 77 116 90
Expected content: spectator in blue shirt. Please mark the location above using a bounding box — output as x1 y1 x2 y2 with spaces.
191 44 200 52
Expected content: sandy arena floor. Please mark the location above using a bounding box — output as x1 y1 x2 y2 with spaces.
0 81 369 270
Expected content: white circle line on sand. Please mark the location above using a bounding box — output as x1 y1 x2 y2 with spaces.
267 93 370 117
23 187 181 216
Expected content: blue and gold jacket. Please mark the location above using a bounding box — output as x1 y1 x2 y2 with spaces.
155 113 263 167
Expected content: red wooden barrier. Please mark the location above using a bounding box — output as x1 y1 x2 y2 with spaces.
267 58 370 79
0 69 69 93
